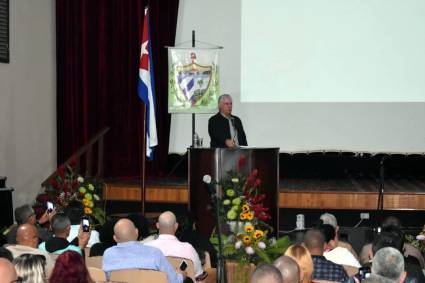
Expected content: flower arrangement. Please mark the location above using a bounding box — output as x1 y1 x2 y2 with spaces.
209 155 290 266
43 159 106 225
405 225 425 253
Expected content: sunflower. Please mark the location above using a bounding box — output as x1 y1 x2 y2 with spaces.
84 207 93 214
242 235 251 245
246 212 254 220
242 204 250 212
240 213 248 220
253 230 264 239
244 225 254 233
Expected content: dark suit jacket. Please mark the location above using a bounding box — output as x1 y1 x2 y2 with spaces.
208 113 247 147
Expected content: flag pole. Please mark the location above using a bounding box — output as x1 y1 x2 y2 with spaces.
191 30 196 147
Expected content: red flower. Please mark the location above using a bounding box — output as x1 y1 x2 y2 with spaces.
63 182 69 194
251 169 258 177
69 155 77 168
254 179 262 188
72 179 79 190
57 165 66 179
50 178 60 189
237 155 247 171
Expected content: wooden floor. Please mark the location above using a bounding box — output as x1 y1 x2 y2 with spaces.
104 177 425 210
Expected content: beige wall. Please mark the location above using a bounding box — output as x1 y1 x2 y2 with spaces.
0 0 56 211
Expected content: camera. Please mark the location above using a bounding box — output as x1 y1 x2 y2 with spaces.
82 218 90 232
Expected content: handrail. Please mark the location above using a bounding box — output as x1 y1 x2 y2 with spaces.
41 127 110 187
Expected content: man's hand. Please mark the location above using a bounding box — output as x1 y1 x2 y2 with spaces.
38 208 56 225
176 269 187 280
77 224 91 249
225 139 236 148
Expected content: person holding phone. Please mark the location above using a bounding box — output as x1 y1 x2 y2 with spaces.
64 201 99 247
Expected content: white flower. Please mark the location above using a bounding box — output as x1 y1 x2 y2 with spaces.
257 241 266 249
203 175 211 184
417 234 425 240
235 240 243 249
77 176 84 183
245 246 255 255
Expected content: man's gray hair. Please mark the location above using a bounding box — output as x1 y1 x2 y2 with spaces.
273 256 300 283
51 213 71 234
372 247 404 282
14 204 35 225
320 213 337 228
218 94 232 106
250 263 283 283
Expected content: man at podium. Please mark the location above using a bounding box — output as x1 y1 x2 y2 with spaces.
208 94 247 148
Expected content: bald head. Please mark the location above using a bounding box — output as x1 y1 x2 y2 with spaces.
113 219 139 243
304 229 325 255
251 263 283 283
273 256 300 283
16 224 39 248
0 258 17 283
157 211 178 235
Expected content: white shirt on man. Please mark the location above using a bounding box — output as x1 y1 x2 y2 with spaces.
66 224 100 248
144 234 203 276
324 246 361 268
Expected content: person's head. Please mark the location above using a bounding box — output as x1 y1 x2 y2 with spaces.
218 94 233 117
13 254 47 283
127 213 150 239
0 247 13 262
381 216 402 229
49 251 92 283
98 219 117 244
319 213 338 229
177 210 196 234
15 205 36 225
250 263 283 283
284 244 313 283
113 218 138 243
319 224 337 250
64 201 84 225
157 211 178 235
303 229 325 256
273 256 300 283
16 224 39 248
0 258 18 283
372 226 404 255
363 274 395 283
51 213 71 238
372 247 406 283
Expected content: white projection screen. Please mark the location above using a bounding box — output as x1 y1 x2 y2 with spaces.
169 0 425 154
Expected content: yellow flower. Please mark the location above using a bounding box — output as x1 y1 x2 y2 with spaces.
253 230 264 239
231 178 239 183
88 184 95 191
244 225 254 233
242 235 251 245
84 207 92 214
246 212 254 220
242 204 250 212
240 213 248 220
82 199 90 206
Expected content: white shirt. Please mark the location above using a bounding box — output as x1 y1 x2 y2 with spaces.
66 224 100 248
324 246 361 268
144 234 203 276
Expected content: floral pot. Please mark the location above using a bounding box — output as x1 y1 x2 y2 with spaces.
225 261 256 283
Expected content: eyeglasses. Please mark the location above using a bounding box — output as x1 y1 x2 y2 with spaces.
11 277 23 283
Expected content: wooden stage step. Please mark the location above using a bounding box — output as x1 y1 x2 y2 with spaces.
104 181 425 210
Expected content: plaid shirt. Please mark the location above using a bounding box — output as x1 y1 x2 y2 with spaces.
312 255 349 282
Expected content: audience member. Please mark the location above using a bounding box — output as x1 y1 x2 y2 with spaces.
372 226 425 283
320 212 359 260
102 218 184 283
372 247 406 283
64 201 99 247
6 204 52 244
49 251 93 283
177 210 217 268
6 224 54 275
0 247 13 262
38 213 90 255
304 228 348 282
127 213 151 240
284 244 313 283
320 223 361 268
250 263 283 283
13 254 47 283
273 255 300 283
89 219 116 257
360 216 425 269
0 258 18 283
145 211 204 278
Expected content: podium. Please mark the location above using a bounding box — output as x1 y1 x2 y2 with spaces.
188 147 279 237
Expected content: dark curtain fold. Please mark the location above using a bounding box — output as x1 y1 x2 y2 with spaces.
56 0 179 179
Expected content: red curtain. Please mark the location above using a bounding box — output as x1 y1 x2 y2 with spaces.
56 0 179 178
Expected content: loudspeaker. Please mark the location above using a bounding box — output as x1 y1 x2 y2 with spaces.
0 188 14 229
339 226 375 255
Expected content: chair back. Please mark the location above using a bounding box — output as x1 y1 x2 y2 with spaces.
166 256 196 282
110 269 167 283
87 267 106 282
203 251 212 269
86 256 103 269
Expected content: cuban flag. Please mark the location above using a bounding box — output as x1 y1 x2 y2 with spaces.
138 7 158 159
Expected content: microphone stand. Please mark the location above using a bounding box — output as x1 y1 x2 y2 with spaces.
204 176 227 283
376 156 386 231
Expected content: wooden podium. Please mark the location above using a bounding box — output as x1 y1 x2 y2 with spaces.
188 147 279 237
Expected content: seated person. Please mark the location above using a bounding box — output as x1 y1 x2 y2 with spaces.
5 204 52 244
89 219 117 257
64 201 99 247
0 258 19 283
273 256 300 283
371 247 406 283
250 263 283 283
145 211 204 278
102 218 185 283
39 213 90 255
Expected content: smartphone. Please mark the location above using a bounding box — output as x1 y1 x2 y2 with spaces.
82 218 90 232
47 201 54 213
179 260 188 271
357 266 371 280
